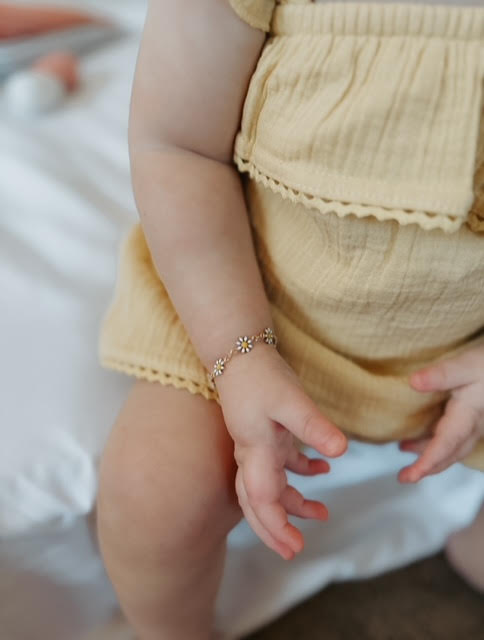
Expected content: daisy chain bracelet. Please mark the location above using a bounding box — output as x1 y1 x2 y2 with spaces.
207 327 278 388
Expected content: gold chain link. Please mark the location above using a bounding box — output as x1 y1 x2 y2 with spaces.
207 327 278 388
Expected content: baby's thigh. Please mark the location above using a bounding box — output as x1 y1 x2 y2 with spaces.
97 380 242 553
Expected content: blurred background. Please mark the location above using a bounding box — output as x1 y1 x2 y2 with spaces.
1 2 484 639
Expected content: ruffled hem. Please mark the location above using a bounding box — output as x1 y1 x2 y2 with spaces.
233 1 484 234
273 2 484 40
101 355 220 404
234 155 464 233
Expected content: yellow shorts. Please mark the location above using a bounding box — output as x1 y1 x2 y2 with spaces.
99 169 484 471
99 1 484 470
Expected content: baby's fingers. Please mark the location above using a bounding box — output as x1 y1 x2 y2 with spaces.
399 397 476 482
256 501 304 554
244 449 304 554
286 448 331 476
410 347 484 392
400 431 480 482
236 469 294 560
399 438 454 482
270 392 347 459
281 485 329 521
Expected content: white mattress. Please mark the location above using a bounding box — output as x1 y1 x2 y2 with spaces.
1 2 484 639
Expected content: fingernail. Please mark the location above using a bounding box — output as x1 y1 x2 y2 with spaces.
280 548 293 560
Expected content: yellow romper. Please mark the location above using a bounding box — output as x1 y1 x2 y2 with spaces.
99 0 484 470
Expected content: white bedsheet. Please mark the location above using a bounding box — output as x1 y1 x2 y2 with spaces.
1 2 484 639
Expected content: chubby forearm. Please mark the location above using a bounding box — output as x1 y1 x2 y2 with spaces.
128 0 271 372
131 145 274 372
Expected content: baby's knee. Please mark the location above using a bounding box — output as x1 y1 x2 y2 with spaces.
97 446 241 556
96 398 241 555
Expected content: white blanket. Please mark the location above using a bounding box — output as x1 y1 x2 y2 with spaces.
1 2 484 638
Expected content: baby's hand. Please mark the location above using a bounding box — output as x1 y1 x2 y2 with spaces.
215 346 347 561
399 344 484 483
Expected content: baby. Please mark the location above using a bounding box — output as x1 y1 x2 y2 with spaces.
96 1 484 638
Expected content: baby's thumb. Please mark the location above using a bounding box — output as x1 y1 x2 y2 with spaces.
269 391 347 458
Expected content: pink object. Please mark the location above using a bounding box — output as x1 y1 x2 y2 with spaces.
32 51 79 92
0 4 101 40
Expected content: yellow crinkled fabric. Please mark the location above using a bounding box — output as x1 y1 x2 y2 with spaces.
100 1 484 471
234 1 484 233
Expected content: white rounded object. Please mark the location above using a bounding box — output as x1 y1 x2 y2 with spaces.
4 69 67 116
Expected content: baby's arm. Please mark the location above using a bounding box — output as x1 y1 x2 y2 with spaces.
129 0 271 373
130 0 347 561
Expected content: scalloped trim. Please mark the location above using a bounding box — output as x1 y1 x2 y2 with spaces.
101 357 221 404
234 155 465 234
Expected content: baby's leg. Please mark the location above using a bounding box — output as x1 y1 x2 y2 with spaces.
96 380 242 640
445 501 484 593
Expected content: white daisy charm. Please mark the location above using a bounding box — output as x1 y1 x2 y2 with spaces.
213 358 225 377
236 336 253 353
263 327 276 345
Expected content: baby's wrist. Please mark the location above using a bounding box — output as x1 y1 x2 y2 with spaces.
207 326 279 391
